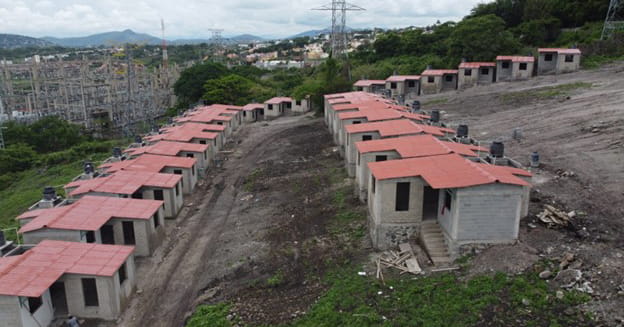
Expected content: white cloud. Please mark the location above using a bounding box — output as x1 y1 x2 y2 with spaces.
0 0 484 39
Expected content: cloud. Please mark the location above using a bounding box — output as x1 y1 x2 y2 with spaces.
0 0 483 39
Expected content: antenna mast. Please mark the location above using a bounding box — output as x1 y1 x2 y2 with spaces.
161 18 169 70
312 0 365 58
602 0 624 39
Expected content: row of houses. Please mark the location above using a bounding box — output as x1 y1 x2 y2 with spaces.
324 91 532 264
355 48 582 101
0 95 310 326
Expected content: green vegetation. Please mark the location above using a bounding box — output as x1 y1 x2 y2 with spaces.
0 117 127 236
500 82 593 104
243 169 264 192
186 269 591 327
187 303 236 327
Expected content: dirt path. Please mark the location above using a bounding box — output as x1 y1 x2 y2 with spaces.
99 114 317 327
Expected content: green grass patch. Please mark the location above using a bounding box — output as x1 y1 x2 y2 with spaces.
243 168 263 192
186 269 591 327
187 303 236 327
582 55 624 69
423 97 449 106
501 82 593 104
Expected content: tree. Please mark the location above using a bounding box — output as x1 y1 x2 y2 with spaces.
515 16 562 46
374 32 402 59
0 143 38 174
173 62 228 108
2 117 86 153
202 74 271 106
448 14 521 61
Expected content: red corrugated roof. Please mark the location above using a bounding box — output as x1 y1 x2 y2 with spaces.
421 69 459 76
144 123 221 143
66 170 181 197
356 134 487 158
265 97 293 104
344 119 454 137
538 48 581 55
496 56 535 62
99 154 196 173
386 75 421 82
338 108 428 123
243 103 264 111
0 240 133 297
458 62 496 69
353 80 386 87
125 141 208 157
17 196 163 233
369 153 531 188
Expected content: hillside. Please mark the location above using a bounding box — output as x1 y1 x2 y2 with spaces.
0 33 54 49
42 29 162 47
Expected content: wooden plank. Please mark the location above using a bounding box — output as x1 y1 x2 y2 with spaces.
399 243 413 254
405 258 421 274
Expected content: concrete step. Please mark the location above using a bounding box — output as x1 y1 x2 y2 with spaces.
420 221 452 266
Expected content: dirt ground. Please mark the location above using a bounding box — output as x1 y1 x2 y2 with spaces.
91 63 624 327
89 114 367 327
421 62 624 325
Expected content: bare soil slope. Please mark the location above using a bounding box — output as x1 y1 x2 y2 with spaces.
421 62 624 324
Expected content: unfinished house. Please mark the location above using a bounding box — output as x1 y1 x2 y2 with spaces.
367 154 531 258
355 134 487 202
64 170 183 219
242 103 265 123
99 154 198 195
457 62 496 89
175 107 238 138
353 80 386 94
496 56 535 82
385 75 421 102
145 123 223 157
0 240 135 325
420 69 459 95
292 96 312 114
124 141 211 172
17 196 165 257
537 48 581 75
343 120 455 177
325 93 396 140
336 106 429 151
264 97 293 119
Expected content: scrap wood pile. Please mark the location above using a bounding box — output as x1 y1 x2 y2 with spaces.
537 204 575 228
376 243 422 280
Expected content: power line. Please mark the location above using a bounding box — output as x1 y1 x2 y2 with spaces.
602 0 624 39
313 0 365 58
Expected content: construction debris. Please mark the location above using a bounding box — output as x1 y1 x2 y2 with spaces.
376 243 422 277
537 204 573 228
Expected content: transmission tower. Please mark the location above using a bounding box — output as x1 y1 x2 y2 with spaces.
208 28 225 62
602 0 624 39
0 127 6 150
313 0 365 58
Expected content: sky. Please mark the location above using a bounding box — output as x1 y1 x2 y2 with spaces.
0 0 486 39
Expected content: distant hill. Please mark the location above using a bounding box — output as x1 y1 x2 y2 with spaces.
42 29 162 47
169 34 264 45
289 27 357 39
229 34 264 43
0 34 54 49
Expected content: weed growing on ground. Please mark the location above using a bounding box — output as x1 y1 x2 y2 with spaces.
266 270 285 287
187 303 236 327
423 97 449 106
186 269 592 327
501 82 593 104
244 168 263 192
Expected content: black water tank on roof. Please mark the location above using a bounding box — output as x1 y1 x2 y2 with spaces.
43 186 56 201
0 231 5 245
84 161 94 174
490 141 505 158
457 124 469 138
412 100 421 111
134 135 142 143
113 147 122 158
430 110 440 123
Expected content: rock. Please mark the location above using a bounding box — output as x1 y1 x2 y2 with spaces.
567 211 577 218
521 298 531 306
556 290 565 299
539 270 553 279
576 281 594 294
528 223 537 229
554 269 582 288
559 252 575 269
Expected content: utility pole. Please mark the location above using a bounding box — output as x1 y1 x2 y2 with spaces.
312 0 365 58
208 29 225 63
602 0 624 39
0 126 7 150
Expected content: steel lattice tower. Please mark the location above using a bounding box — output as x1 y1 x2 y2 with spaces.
208 29 225 62
313 0 365 58
602 0 624 39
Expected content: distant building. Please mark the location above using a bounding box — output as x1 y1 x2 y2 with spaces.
457 62 496 89
353 80 386 94
496 56 535 82
385 75 421 102
264 97 293 119
420 69 459 95
537 48 581 75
